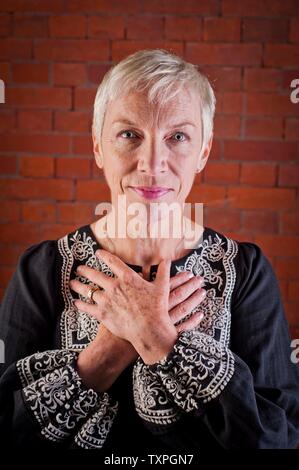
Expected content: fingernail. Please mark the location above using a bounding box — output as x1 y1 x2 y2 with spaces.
187 271 194 278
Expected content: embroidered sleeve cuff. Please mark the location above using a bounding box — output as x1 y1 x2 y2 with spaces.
16 350 118 448
146 330 235 412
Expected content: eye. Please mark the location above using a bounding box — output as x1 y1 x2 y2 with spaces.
119 130 138 139
171 132 187 142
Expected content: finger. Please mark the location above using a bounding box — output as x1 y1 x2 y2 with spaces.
69 279 103 305
169 271 195 291
169 288 206 324
155 259 171 286
95 249 138 281
175 311 204 333
76 264 114 291
73 299 102 321
169 275 205 310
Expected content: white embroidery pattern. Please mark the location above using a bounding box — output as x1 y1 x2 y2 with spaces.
16 350 118 447
133 232 238 424
58 228 114 350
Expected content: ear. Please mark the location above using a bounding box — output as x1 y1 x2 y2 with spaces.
92 128 103 170
196 134 213 173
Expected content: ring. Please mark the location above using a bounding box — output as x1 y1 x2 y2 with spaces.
87 285 100 304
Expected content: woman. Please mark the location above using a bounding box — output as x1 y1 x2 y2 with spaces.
0 49 299 451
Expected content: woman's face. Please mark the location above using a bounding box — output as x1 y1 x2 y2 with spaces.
93 85 212 207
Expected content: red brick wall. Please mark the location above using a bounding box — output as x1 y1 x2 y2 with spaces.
0 0 298 337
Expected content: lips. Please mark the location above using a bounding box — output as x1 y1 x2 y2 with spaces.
129 186 172 200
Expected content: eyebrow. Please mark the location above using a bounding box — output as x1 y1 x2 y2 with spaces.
112 119 196 128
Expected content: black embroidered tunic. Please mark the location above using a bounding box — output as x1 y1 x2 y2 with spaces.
0 224 299 450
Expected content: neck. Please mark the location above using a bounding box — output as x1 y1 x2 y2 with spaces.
90 212 203 268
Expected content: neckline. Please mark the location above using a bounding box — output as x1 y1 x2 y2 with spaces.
82 223 208 271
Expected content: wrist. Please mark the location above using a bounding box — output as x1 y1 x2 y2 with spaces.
134 323 178 365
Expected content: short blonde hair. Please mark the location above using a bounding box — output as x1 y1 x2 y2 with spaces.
92 49 216 150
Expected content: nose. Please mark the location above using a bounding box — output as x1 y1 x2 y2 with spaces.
137 137 168 174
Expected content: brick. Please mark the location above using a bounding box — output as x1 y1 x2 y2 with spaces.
200 66 241 91
275 258 299 279
54 111 91 132
91 159 104 178
187 184 226 205
53 62 87 86
264 44 299 68
214 115 240 138
0 62 10 81
242 211 278 234
127 15 164 40
87 15 124 39
87 64 111 84
74 87 96 108
222 0 299 16
17 109 52 131
0 178 74 200
6 87 71 108
205 208 241 232
0 223 41 246
247 93 299 116
285 119 299 140
290 18 299 43
21 201 56 222
219 92 243 114
0 266 14 287
0 1 65 12
227 187 296 210
76 180 111 201
224 141 297 162
0 201 20 222
13 13 48 37
67 0 142 14
282 70 299 90
204 18 240 42
284 302 298 325
165 16 202 41
203 162 239 184
0 133 70 154
279 166 299 187
254 235 299 257
49 14 86 37
288 281 299 300
0 38 32 59
73 135 93 155
111 40 183 62
0 155 17 174
240 163 276 186
20 156 54 177
56 157 91 178
141 0 219 14
34 39 109 61
0 110 16 132
244 68 281 92
186 43 262 66
245 117 283 139
280 212 299 235
12 63 48 83
243 18 288 42
39 223 77 241
0 13 11 36
57 202 95 223
0 244 24 266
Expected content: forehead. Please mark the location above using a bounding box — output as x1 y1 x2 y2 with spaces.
105 86 201 128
